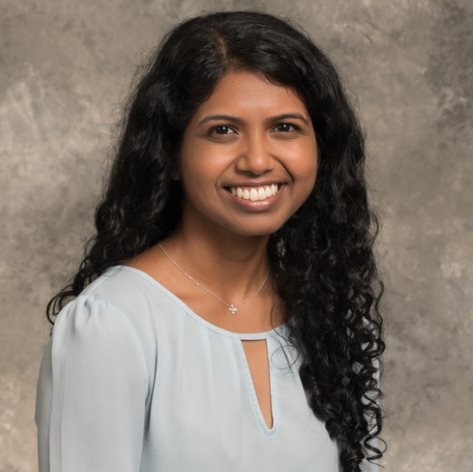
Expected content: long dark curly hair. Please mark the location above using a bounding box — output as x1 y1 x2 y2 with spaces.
46 10 386 471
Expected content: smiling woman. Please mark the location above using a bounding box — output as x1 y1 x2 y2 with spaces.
35 10 385 472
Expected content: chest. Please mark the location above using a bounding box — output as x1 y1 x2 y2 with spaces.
145 325 340 471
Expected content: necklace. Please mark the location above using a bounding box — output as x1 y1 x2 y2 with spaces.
158 242 270 315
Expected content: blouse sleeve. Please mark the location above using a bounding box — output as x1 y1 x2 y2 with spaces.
35 295 149 472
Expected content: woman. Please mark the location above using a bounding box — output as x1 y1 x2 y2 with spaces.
35 10 385 472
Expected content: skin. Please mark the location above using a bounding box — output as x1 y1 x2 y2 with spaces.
127 70 318 329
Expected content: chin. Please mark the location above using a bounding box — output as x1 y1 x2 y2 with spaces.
225 221 287 237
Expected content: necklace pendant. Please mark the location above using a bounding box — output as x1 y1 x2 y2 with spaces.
228 304 238 315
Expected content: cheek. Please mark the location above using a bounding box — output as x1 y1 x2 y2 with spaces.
182 143 236 193
310 154 319 185
180 162 227 211
179 144 215 188
303 167 317 199
297 151 318 201
290 143 318 185
183 165 218 196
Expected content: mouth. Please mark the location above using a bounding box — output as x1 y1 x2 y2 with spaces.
223 183 286 202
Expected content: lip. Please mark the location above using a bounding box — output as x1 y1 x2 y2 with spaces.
222 184 287 212
223 181 288 188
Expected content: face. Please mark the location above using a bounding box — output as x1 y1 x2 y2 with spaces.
176 70 318 237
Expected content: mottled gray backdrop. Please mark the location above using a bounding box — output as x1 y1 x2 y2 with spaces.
1 0 472 470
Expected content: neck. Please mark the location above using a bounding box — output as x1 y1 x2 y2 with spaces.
160 222 272 303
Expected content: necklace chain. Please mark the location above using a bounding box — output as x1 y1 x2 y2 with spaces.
158 242 270 315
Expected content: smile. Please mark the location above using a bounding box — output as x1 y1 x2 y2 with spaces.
227 184 281 201
223 183 287 212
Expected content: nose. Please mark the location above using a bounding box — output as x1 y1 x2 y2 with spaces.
235 131 274 175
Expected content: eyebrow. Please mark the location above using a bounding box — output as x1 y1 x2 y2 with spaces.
197 113 309 126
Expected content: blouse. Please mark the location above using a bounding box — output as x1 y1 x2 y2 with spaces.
35 264 378 471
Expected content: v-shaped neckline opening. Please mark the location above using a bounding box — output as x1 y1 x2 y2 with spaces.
240 337 278 434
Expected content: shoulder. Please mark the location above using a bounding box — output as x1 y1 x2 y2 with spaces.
77 265 176 329
81 265 158 313
52 266 168 374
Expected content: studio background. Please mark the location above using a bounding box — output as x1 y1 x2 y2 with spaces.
1 1 472 471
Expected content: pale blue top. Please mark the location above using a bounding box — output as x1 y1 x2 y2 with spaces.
35 265 378 471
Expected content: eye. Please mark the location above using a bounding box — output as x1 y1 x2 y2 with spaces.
274 122 300 133
208 125 236 136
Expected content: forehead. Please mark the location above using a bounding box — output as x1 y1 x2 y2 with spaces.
191 70 308 120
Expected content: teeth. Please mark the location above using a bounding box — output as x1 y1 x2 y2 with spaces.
228 184 281 201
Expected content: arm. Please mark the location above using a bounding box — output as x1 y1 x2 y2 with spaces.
35 295 149 472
